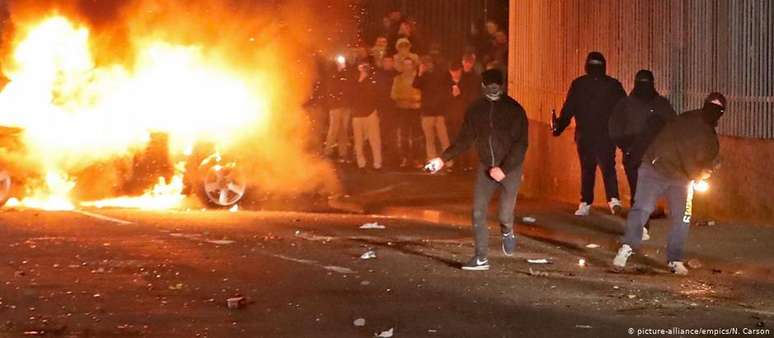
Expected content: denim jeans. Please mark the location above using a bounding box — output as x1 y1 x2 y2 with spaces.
472 165 523 258
623 164 692 262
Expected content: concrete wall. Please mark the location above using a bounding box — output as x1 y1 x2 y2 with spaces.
509 0 774 225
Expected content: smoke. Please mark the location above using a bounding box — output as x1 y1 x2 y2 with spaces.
0 0 358 201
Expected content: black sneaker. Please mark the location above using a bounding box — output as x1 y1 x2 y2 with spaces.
461 256 490 271
502 231 516 256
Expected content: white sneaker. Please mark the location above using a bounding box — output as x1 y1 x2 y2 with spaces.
574 202 591 216
642 227 651 241
668 261 689 275
609 198 623 215
612 244 633 271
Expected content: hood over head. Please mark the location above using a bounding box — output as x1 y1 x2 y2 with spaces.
585 51 606 77
632 69 658 100
701 92 727 127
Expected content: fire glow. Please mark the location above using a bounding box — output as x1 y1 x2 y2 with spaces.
0 15 268 210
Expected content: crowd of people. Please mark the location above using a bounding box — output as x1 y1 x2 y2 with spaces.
311 11 509 172
308 11 725 276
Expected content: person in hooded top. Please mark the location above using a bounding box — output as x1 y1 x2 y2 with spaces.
613 93 727 276
425 69 529 271
553 51 627 216
609 70 677 239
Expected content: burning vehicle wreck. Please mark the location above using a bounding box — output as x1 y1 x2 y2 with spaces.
0 6 340 211
0 128 247 208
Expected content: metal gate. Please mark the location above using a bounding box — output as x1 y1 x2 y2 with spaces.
510 0 774 139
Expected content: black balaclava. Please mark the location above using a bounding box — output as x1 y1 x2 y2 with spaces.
481 69 504 101
631 69 658 101
585 52 606 77
701 92 727 127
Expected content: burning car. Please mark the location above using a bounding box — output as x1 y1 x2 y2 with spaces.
0 128 248 209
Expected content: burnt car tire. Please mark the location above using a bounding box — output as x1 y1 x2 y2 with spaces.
194 155 247 208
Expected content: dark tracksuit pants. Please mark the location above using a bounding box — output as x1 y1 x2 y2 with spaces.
472 165 523 258
623 164 692 262
396 108 422 166
622 153 641 206
578 139 619 204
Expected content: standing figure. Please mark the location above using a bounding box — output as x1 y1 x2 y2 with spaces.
613 93 726 275
553 52 626 216
426 69 529 271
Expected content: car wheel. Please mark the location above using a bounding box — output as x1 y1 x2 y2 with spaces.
201 162 247 208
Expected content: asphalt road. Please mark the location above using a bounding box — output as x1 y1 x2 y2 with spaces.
1 207 771 337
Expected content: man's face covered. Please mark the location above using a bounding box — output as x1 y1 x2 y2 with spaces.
481 69 504 101
632 70 658 100
585 52 606 77
701 92 727 127
483 83 503 101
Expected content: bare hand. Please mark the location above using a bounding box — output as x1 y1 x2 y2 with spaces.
489 167 506 182
452 85 461 97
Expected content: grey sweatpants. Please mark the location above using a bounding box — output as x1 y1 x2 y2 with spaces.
472 165 523 258
623 164 693 262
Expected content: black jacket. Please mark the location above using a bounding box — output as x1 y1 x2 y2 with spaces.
374 68 398 111
413 70 450 116
441 96 529 173
351 73 378 118
326 67 356 109
556 74 626 143
609 94 677 161
460 71 482 105
643 110 720 181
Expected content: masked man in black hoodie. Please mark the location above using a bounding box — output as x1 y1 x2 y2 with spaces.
554 52 626 216
609 70 677 240
425 69 529 271
613 93 726 276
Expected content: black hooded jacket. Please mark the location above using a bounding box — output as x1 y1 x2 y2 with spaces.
555 52 626 144
609 94 677 161
441 95 529 173
643 108 720 181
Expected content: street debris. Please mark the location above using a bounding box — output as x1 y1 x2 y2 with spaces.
575 325 592 329
686 258 703 269
360 222 386 230
360 250 377 260
578 258 586 267
294 231 334 242
627 294 637 299
375 328 394 337
528 268 549 277
522 216 536 223
527 259 549 264
206 239 235 245
23 331 44 336
227 297 246 310
361 280 371 286
324 266 356 274
353 318 366 327
168 283 184 290
585 243 600 249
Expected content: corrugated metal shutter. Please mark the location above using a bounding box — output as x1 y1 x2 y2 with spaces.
511 0 774 139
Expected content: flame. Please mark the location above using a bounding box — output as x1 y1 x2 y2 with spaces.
11 172 76 211
0 15 270 210
81 162 186 210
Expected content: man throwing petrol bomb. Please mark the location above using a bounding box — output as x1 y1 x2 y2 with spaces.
426 69 529 271
613 92 726 275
